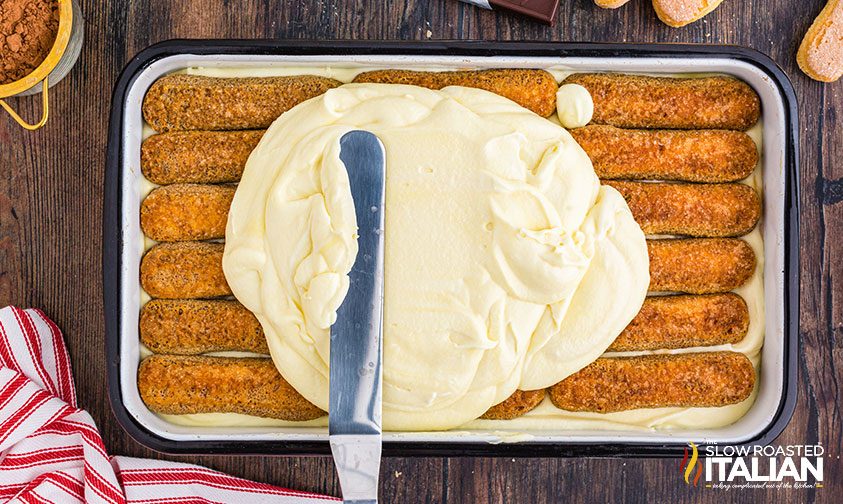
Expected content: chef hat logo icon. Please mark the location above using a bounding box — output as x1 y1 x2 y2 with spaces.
680 442 703 486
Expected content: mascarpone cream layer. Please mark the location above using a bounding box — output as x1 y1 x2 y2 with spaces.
222 83 649 430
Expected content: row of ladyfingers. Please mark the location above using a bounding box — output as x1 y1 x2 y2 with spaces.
140 239 757 299
142 126 758 186
141 293 749 356
141 70 760 132
138 181 761 242
139 352 755 421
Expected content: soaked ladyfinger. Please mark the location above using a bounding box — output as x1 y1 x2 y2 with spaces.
648 238 756 294
140 299 267 355
606 181 761 238
141 130 264 184
140 184 235 242
571 125 758 183
548 352 755 413
563 73 760 130
353 68 558 117
607 293 749 352
140 242 230 299
138 355 325 421
142 74 342 131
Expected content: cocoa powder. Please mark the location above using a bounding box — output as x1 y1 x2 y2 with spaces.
0 0 59 85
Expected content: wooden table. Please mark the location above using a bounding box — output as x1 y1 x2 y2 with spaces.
0 1 839 501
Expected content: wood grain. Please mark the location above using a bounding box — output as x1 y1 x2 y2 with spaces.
0 0 839 502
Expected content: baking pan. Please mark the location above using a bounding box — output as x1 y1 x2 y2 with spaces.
104 40 800 457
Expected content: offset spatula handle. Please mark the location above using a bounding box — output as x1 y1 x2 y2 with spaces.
329 131 385 504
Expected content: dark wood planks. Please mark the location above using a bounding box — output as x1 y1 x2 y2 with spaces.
0 0 839 502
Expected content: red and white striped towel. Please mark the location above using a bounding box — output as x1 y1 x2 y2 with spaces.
0 306 339 503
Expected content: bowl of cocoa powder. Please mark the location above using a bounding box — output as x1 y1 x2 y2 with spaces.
0 0 83 129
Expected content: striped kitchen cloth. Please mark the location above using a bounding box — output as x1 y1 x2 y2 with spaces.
0 306 339 503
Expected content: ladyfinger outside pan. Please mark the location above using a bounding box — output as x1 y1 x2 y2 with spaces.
571 125 758 183
352 69 559 117
142 74 343 132
548 352 755 413
606 181 761 237
562 73 761 130
139 181 761 241
138 355 325 421
140 239 756 299
141 294 749 356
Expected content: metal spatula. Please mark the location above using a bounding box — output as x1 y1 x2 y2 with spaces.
329 130 386 504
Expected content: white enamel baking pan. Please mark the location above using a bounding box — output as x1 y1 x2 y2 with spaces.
104 41 799 456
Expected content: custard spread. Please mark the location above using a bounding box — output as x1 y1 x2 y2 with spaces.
221 83 649 430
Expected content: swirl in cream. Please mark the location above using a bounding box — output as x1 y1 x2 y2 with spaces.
223 83 649 430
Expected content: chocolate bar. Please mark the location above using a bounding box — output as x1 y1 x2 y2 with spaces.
458 0 560 26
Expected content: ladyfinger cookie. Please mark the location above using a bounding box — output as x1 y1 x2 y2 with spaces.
138 355 325 421
648 238 756 294
140 299 267 355
548 351 755 413
562 73 760 130
141 184 235 242
352 69 558 117
607 293 749 352
140 242 230 299
571 125 758 183
605 181 761 237
594 0 632 8
797 0 843 82
480 389 547 420
141 130 264 185
652 0 726 28
142 74 342 132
